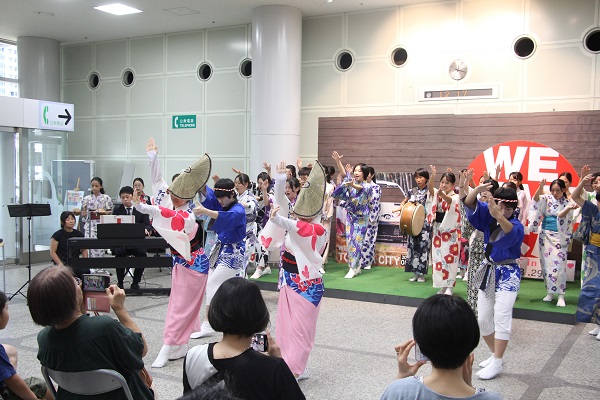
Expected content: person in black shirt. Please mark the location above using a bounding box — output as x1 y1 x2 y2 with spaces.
183 278 305 400
50 211 89 278
112 186 153 289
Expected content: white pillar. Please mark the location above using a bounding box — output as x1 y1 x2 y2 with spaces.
17 36 60 101
251 5 302 180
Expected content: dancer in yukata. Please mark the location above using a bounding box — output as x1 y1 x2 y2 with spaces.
190 178 247 339
135 141 212 368
330 151 372 279
260 161 328 380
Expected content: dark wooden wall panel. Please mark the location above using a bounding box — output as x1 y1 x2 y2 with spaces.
317 111 600 178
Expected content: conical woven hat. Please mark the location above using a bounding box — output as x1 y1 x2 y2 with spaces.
294 160 326 218
168 153 212 200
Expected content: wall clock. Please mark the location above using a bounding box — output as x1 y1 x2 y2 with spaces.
449 59 468 80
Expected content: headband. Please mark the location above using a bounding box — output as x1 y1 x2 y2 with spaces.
215 188 235 193
493 197 518 203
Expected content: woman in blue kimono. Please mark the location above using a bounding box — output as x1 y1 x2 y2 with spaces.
331 151 372 279
361 166 381 270
191 178 246 338
571 174 600 340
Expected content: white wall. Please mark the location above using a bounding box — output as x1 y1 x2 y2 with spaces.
61 0 600 196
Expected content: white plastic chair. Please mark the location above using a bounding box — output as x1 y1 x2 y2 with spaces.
41 366 134 400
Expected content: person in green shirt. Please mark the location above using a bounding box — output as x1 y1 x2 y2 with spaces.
27 266 154 400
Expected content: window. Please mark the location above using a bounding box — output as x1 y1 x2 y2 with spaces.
0 40 18 98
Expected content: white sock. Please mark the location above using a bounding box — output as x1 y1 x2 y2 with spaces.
478 354 495 368
152 345 174 368
477 357 503 380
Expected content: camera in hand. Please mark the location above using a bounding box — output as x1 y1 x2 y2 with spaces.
251 333 268 352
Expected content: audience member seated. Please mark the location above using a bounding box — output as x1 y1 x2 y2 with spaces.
0 291 54 400
50 211 89 279
380 295 503 400
27 266 155 400
178 385 241 400
112 186 153 289
183 278 305 400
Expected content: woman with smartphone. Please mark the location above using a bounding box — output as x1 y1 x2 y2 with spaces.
183 278 304 399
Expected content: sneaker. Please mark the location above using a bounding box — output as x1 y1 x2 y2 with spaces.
408 274 418 282
250 269 263 279
296 368 310 381
589 326 600 336
262 266 272 275
344 269 356 279
319 268 326 274
364 265 372 270
417 276 426 283
477 357 503 380
556 295 566 307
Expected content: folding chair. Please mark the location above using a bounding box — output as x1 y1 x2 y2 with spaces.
41 366 134 400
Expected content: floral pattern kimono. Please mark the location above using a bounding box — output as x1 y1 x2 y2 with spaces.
259 212 327 376
134 201 209 345
237 188 259 268
529 195 574 295
405 187 432 276
331 177 372 270
429 189 461 289
575 200 600 325
82 193 113 258
361 182 381 268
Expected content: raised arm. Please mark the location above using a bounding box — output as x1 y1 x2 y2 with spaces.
572 174 593 208
332 151 345 177
464 182 493 210
428 165 437 196
532 179 547 202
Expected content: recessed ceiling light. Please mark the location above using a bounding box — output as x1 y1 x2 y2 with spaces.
94 3 143 16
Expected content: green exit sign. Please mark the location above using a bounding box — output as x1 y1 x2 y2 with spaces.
172 115 197 129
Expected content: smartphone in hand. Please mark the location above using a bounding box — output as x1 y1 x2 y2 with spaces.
82 274 111 313
414 343 429 362
251 333 269 352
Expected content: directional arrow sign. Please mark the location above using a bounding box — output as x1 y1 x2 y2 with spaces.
40 101 75 131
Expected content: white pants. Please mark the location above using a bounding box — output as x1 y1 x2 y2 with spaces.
477 290 518 341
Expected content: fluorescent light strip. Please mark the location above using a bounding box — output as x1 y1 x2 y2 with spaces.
94 3 142 16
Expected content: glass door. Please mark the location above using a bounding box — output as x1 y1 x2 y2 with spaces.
22 128 66 262
0 128 17 262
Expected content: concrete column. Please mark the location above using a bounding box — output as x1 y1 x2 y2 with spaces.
250 5 302 180
17 36 60 101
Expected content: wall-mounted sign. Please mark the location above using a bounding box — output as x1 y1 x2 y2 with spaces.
172 115 197 129
40 101 74 131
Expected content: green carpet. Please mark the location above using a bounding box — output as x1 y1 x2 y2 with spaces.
255 262 579 315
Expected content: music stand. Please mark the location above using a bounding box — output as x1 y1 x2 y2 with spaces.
7 204 52 300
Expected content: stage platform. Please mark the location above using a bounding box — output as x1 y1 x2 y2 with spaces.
253 262 579 325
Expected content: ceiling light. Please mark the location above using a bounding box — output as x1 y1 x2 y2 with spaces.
94 3 142 16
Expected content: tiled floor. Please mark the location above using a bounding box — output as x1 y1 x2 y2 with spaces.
2 263 599 400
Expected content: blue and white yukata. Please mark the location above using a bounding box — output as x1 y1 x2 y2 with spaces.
201 187 247 304
466 200 524 341
331 177 372 273
237 188 259 269
405 187 432 277
361 182 381 268
528 195 574 295
575 200 600 326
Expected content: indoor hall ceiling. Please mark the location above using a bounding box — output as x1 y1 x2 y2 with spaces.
0 0 441 44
